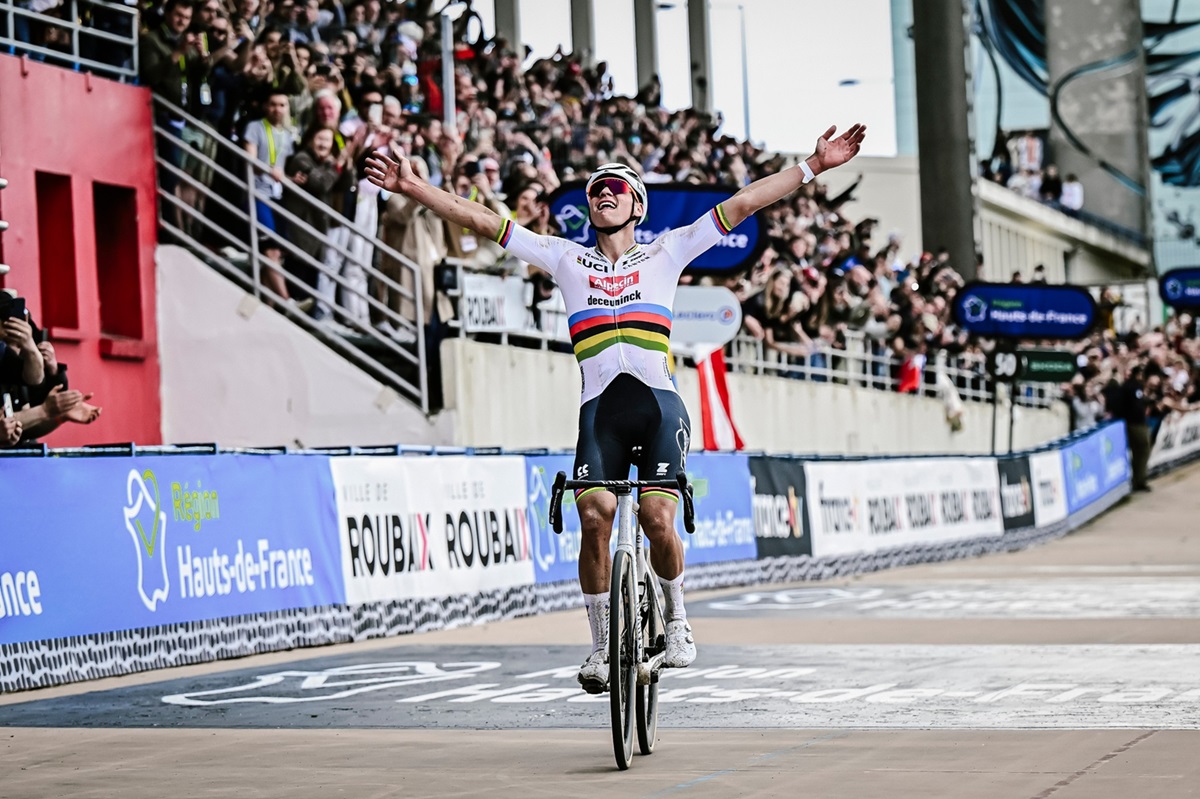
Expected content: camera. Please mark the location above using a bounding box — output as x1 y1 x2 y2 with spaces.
0 296 26 321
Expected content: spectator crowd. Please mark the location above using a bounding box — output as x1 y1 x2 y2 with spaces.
982 129 1084 214
10 0 1199 456
0 291 103 449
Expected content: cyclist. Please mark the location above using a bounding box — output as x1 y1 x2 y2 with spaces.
365 122 866 692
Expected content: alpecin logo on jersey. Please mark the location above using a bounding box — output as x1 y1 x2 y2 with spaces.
589 272 640 297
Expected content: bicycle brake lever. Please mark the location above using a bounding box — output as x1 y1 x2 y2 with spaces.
675 471 695 534
549 470 567 533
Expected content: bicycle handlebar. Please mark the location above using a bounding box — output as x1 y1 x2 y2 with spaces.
549 471 696 534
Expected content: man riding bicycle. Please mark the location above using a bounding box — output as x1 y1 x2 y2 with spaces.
365 122 865 693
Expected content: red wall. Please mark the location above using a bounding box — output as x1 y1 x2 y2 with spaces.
0 54 161 445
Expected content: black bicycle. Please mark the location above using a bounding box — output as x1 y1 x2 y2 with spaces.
549 471 695 770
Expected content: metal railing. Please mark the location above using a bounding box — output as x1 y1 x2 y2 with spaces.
725 331 1060 408
152 94 429 412
0 0 138 82
436 269 1062 409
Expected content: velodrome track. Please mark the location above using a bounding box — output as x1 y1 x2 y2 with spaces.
2 464 1198 798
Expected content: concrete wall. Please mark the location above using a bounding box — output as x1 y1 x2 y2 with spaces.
441 338 1069 454
157 246 453 447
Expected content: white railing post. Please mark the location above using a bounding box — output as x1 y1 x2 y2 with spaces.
245 161 261 300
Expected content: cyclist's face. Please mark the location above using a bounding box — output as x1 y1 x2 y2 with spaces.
588 178 636 223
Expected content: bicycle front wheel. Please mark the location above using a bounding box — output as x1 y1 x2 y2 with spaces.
636 566 662 755
609 548 637 770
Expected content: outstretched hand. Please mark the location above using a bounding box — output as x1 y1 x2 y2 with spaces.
814 124 866 172
364 152 415 194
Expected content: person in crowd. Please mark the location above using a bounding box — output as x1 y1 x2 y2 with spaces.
1061 173 1084 213
1117 362 1153 492
284 123 348 303
242 88 299 303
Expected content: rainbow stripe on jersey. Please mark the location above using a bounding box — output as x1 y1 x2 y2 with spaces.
568 303 673 362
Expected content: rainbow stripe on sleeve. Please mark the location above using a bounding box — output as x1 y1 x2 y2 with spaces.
568 303 673 361
710 203 733 235
494 218 515 247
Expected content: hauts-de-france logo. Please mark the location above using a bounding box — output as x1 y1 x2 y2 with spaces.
555 203 592 244
124 468 169 611
1164 278 1184 302
962 295 988 324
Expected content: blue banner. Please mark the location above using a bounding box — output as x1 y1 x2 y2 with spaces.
523 452 756 584
953 282 1096 339
1061 422 1131 515
1159 268 1200 308
0 455 342 645
547 182 761 272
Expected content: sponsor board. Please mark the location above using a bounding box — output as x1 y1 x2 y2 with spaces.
0 455 341 646
331 456 533 603
1149 408 1200 472
672 286 743 347
459 273 529 333
805 458 1003 558
1029 450 1068 527
1158 267 1200 308
996 457 1036 531
525 454 581 584
1061 422 1130 515
671 453 757 565
748 457 812 558
953 282 1096 339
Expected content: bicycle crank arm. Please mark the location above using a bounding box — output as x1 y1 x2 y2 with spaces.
637 652 666 686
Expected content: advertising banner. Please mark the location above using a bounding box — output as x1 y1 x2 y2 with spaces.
805 457 1003 558
1061 423 1131 515
330 456 534 603
748 457 812 558
1159 268 1200 309
672 286 743 347
997 457 1036 531
0 455 342 646
1029 450 1068 527
460 273 529 333
548 183 761 273
674 453 757 564
1148 409 1200 472
525 453 582 585
953 282 1096 339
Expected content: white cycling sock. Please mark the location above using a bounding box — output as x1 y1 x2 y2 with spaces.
584 592 609 652
659 572 687 623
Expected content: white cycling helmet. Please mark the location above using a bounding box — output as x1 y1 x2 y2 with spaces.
585 162 648 225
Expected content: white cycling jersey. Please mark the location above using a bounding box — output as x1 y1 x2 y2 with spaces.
493 205 735 404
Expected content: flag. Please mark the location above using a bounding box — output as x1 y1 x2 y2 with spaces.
696 347 744 451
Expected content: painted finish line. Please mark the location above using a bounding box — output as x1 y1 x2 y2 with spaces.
694 580 1200 618
4 644 1199 730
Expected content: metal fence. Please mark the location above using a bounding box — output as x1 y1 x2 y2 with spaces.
0 0 138 82
152 94 430 412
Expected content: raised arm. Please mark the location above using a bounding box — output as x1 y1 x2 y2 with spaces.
365 152 504 242
720 124 866 229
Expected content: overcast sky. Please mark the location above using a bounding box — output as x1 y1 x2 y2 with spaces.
457 0 899 156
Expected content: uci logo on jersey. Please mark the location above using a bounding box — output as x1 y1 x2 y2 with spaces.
589 272 639 297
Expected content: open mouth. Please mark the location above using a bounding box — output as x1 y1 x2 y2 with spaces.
597 200 617 211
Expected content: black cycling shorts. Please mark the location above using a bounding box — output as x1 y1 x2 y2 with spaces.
572 373 692 502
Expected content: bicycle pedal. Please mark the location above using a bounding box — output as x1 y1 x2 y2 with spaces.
579 677 610 695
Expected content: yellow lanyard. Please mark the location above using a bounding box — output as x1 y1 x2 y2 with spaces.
263 120 277 166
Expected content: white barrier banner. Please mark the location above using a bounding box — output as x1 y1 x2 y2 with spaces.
1148 410 1200 471
805 458 1003 558
1029 450 1068 527
460 273 529 333
331 456 534 603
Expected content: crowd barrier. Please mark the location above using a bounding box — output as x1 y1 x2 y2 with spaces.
1149 408 1200 475
0 422 1133 692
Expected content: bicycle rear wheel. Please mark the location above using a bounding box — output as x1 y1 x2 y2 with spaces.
609 549 637 770
635 567 662 755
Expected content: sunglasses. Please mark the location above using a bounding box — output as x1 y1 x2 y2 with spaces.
588 177 631 199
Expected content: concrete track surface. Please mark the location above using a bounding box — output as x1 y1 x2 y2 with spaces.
3 464 1199 798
